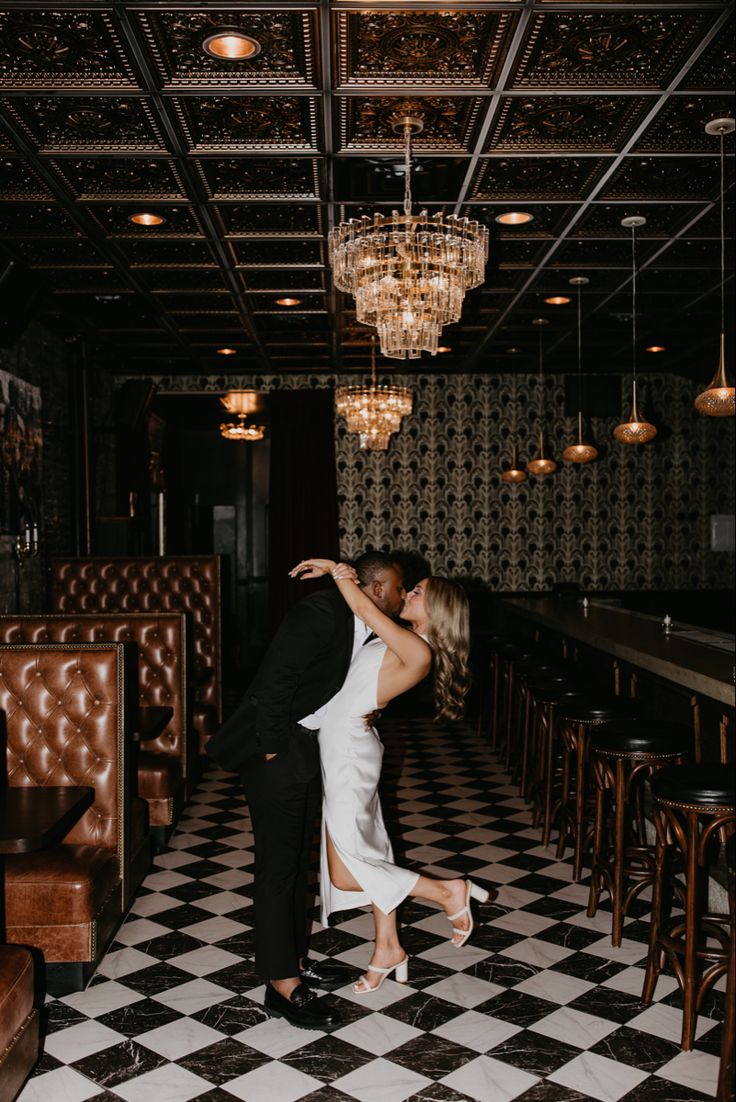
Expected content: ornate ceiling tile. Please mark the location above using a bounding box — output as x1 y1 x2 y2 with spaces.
0 154 52 198
87 204 203 238
119 239 216 267
645 267 719 293
489 96 648 153
335 11 514 90
175 314 242 331
136 10 317 90
602 156 729 200
49 268 125 292
637 96 736 152
1 96 165 153
195 156 321 199
552 237 657 268
0 9 136 90
15 237 107 267
682 20 735 90
216 203 322 237
230 240 323 267
142 269 228 292
175 96 318 152
656 238 721 268
495 239 547 267
334 156 466 203
158 293 233 313
258 313 329 334
243 268 325 291
464 203 573 238
51 157 186 200
0 201 79 236
251 292 326 312
338 96 482 153
576 203 706 238
472 157 604 200
510 11 712 90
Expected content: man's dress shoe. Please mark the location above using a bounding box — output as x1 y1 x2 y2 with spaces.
300 957 358 991
264 983 338 1030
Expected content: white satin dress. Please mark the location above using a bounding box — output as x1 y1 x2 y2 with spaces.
318 637 419 926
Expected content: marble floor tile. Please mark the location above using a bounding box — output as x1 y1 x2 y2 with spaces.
16 1065 104 1102
654 1049 721 1098
137 1016 226 1060
43 1019 125 1063
111 1063 213 1102
441 1054 540 1102
334 1011 423 1056
529 1005 619 1049
431 1009 522 1053
332 1056 434 1102
547 1051 648 1102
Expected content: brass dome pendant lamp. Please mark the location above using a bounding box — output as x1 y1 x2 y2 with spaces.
501 361 527 484
694 117 735 417
562 276 598 463
528 318 557 476
613 216 657 445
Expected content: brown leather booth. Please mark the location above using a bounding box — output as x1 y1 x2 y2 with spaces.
50 556 222 753
0 946 40 1102
0 613 190 846
0 642 132 992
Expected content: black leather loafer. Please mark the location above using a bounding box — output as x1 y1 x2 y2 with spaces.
264 983 339 1030
300 957 359 991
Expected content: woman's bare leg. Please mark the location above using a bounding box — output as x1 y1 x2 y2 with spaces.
356 906 406 991
325 829 362 891
409 875 473 944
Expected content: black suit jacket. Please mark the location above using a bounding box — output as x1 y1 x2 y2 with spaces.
206 588 355 771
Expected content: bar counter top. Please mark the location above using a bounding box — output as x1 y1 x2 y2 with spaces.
503 597 735 708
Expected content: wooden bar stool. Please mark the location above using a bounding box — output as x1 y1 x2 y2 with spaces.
554 696 639 881
499 644 535 766
717 837 734 1102
526 680 586 846
522 672 584 803
587 719 693 947
477 634 510 752
512 657 566 787
643 765 735 1052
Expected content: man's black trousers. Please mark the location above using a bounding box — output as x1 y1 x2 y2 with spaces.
240 726 322 982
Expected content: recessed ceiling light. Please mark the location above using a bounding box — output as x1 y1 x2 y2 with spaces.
217 347 237 356
646 345 666 353
506 347 521 354
129 212 165 227
202 30 261 61
276 297 301 306
437 345 452 353
544 295 571 305
495 211 534 226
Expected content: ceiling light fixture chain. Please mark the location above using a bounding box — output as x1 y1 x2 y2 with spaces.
694 116 735 417
563 276 597 464
613 216 657 445
528 318 556 477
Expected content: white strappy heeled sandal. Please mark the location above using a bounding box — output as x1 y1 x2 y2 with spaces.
353 955 409 994
448 881 490 948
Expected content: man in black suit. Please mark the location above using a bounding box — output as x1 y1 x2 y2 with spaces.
206 550 405 1030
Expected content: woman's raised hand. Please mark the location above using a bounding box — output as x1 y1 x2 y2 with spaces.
289 558 358 583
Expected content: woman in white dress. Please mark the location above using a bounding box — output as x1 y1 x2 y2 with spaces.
289 558 492 993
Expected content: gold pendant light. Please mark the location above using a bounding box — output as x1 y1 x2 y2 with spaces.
694 117 735 417
527 318 557 476
563 276 598 464
219 390 266 442
613 216 657 445
335 335 413 451
501 443 528 483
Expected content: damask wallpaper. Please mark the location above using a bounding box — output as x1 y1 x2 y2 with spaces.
145 371 734 591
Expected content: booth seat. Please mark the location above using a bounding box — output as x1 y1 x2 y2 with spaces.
0 613 190 846
0 642 133 992
49 556 222 755
0 946 41 1102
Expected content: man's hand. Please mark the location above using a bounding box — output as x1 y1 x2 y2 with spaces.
363 711 381 731
264 753 278 760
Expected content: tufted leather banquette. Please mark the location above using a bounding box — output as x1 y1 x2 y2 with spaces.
0 613 190 839
0 643 132 992
49 558 222 751
0 946 41 1102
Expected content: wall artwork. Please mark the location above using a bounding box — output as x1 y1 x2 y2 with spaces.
0 367 43 537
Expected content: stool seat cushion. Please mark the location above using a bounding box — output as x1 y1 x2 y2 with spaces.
652 764 735 808
529 686 586 705
592 719 692 757
558 697 639 723
501 645 534 661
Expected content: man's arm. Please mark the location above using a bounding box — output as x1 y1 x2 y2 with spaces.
253 591 344 755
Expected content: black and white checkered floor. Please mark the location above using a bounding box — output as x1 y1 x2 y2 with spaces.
21 719 724 1102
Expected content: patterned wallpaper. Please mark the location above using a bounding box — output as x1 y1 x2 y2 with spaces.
144 371 735 591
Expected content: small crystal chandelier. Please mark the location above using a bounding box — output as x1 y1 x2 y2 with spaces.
219 390 266 442
335 336 413 451
528 318 557 477
563 277 598 464
613 217 657 445
694 117 735 417
328 114 488 360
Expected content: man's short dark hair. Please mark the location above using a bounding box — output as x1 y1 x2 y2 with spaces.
354 551 401 587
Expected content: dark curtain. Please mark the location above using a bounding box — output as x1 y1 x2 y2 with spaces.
268 389 340 631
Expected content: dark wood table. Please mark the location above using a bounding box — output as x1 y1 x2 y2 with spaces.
133 706 174 742
0 785 94 938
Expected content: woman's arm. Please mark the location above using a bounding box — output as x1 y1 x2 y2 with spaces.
289 558 431 677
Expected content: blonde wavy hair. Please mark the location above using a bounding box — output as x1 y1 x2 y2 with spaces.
423 577 471 723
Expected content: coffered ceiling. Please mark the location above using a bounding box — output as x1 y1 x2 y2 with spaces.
0 1 733 379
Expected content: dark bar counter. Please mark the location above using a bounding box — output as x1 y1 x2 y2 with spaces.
502 597 735 709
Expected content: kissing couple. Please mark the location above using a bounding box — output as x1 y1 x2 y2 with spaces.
206 550 492 1031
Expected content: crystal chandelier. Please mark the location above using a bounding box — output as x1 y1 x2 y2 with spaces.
219 390 266 442
694 117 735 417
613 217 657 445
335 336 413 451
562 277 598 463
328 115 488 360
